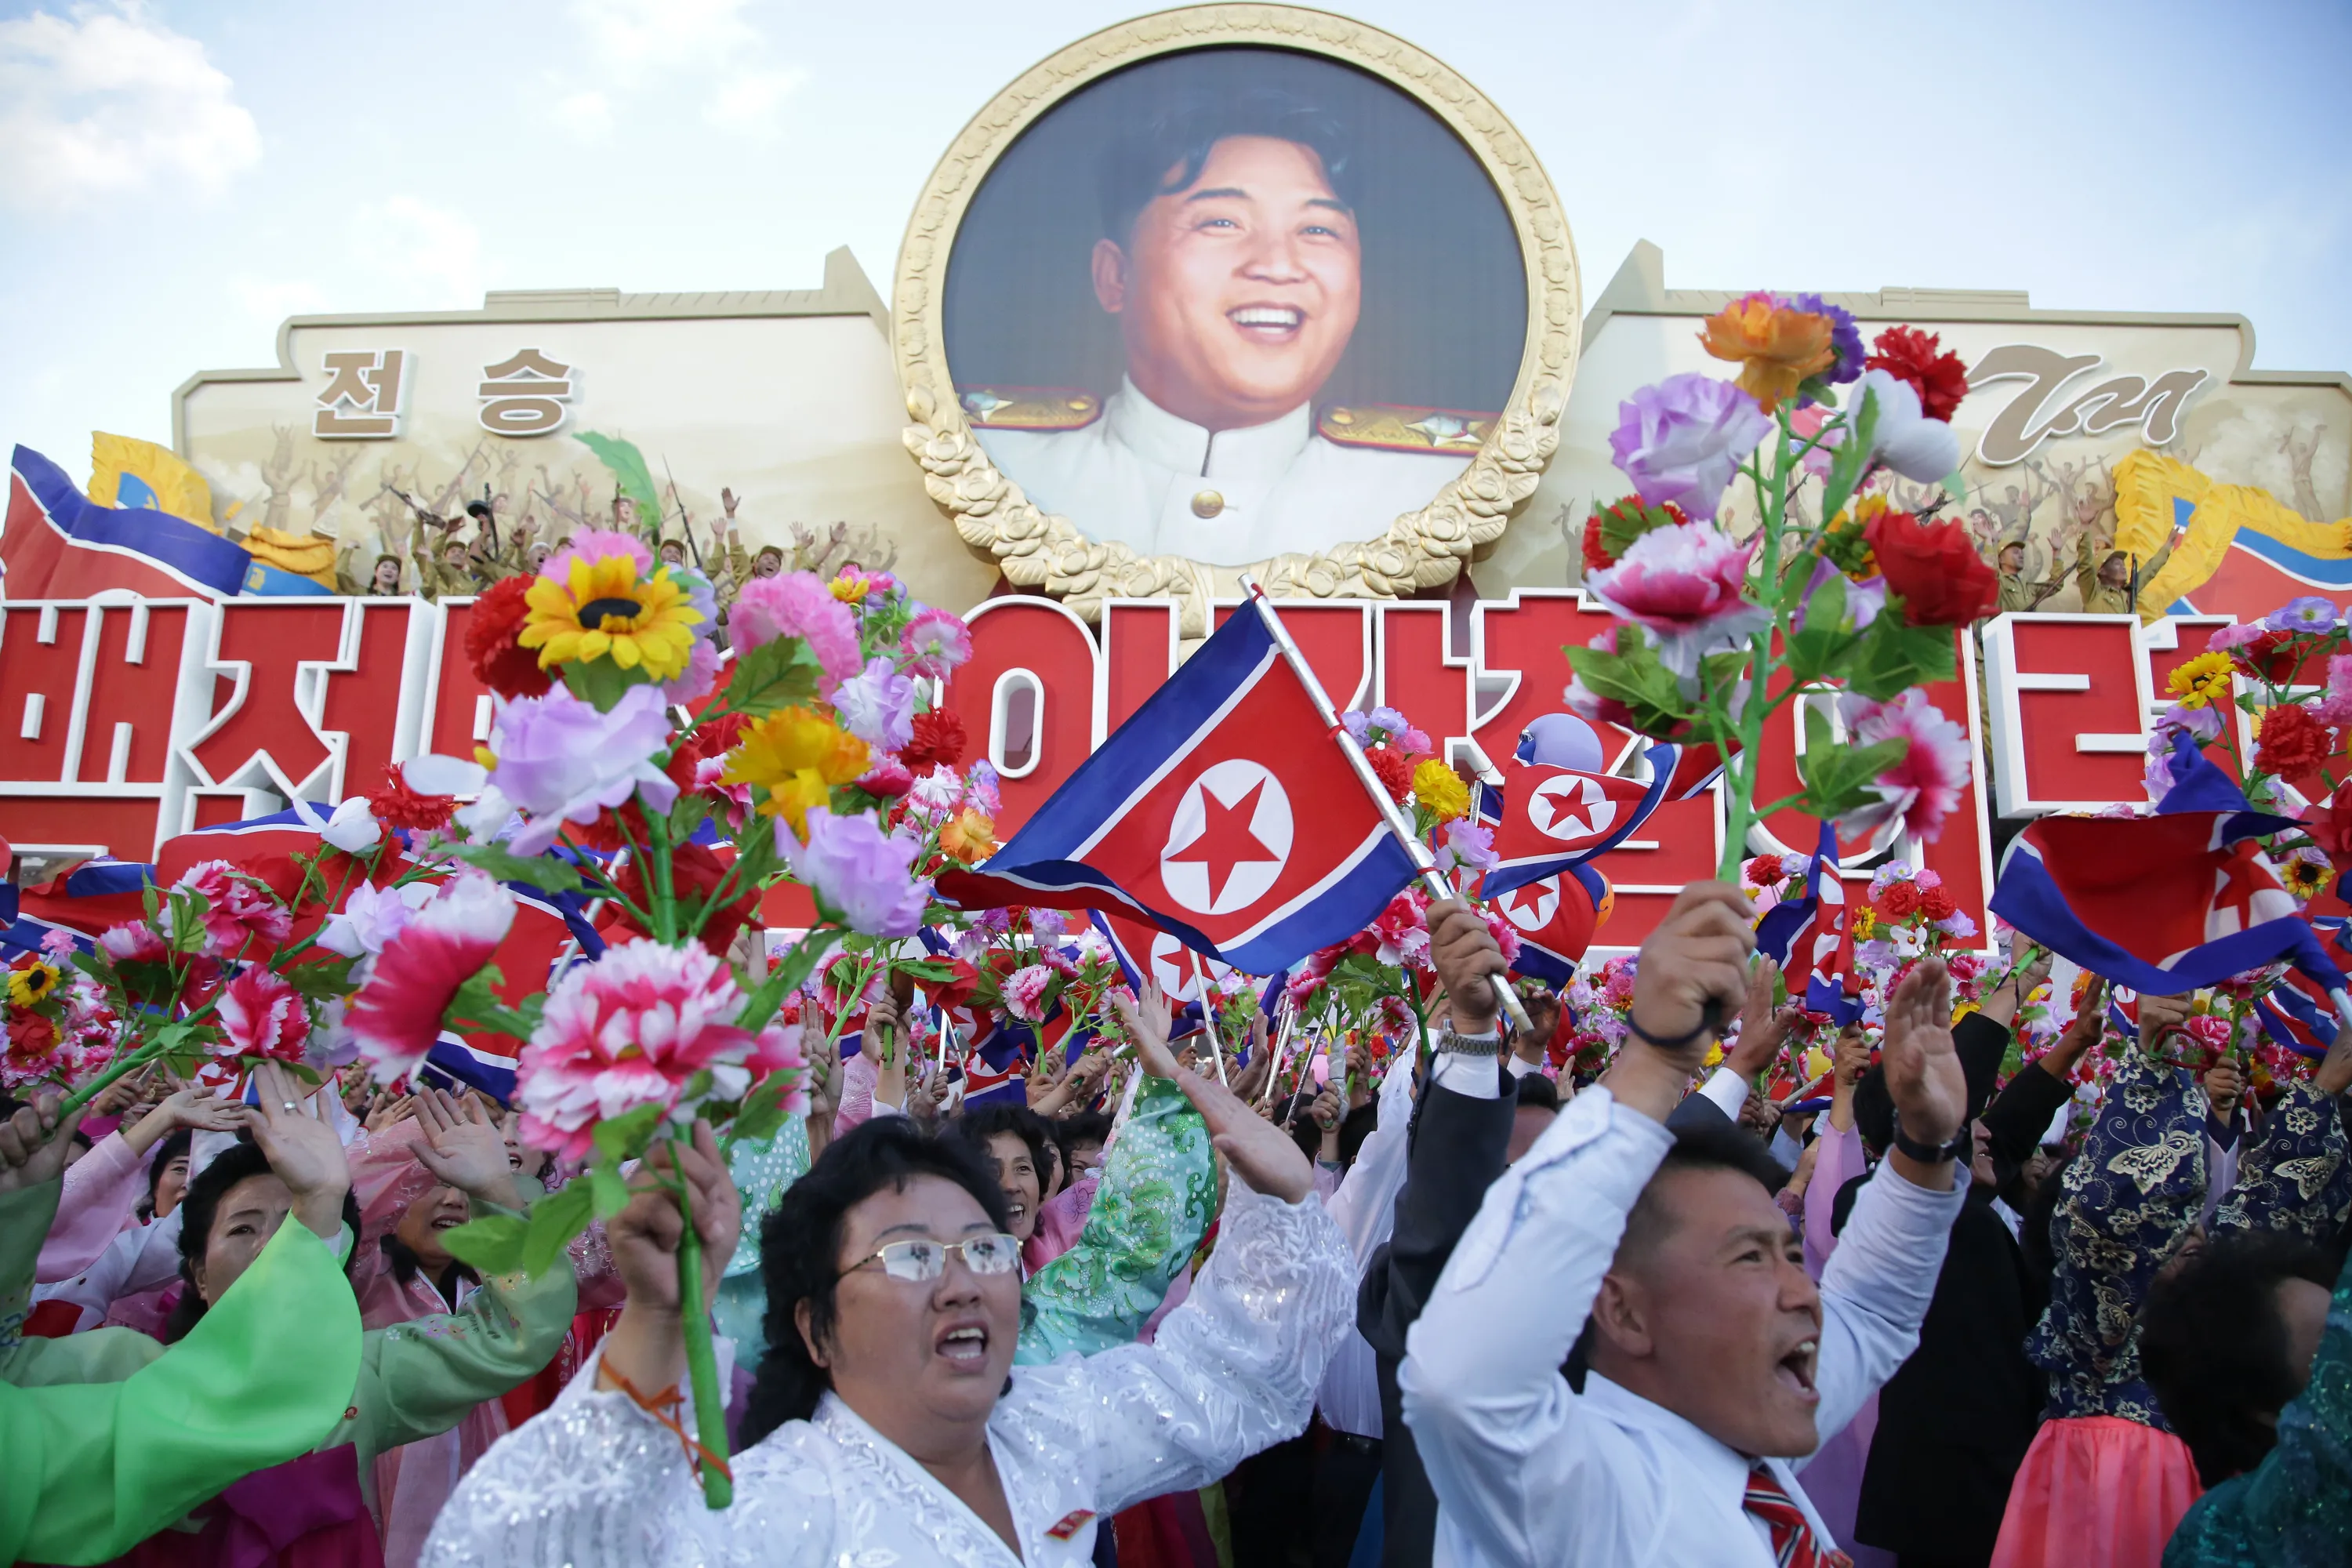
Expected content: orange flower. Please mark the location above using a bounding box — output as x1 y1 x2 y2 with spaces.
940 807 996 864
1699 292 1836 412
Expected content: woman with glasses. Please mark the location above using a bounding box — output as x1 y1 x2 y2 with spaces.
424 991 1352 1567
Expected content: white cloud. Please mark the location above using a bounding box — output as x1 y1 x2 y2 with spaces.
0 3 260 211
563 0 804 139
350 196 484 308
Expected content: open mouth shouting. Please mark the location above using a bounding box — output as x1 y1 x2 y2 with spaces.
936 1318 992 1368
1776 1338 1820 1404
1228 303 1305 343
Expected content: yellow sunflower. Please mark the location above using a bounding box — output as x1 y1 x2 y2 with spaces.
720 706 870 832
2282 854 2332 902
2167 651 2234 711
8 960 61 1009
1412 760 1469 824
1853 907 1878 942
519 555 701 681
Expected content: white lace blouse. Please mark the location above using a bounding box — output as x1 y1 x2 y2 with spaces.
421 1180 1352 1567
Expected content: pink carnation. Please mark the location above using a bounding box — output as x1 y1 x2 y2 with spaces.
1835 690 1973 844
730 571 860 692
543 528 653 580
901 607 974 679
1370 891 1431 967
172 861 293 957
347 874 515 1082
1584 521 1765 644
515 937 805 1162
216 966 310 1065
1002 963 1053 1024
1479 906 1523 967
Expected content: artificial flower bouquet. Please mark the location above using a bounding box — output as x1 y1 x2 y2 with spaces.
1566 296 1987 877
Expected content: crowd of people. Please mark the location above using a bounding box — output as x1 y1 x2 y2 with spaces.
5 881 2346 1568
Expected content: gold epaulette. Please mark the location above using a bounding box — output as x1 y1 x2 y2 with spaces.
956 386 1103 432
1318 404 1496 454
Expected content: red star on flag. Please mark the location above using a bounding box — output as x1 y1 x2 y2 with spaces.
1168 780 1279 905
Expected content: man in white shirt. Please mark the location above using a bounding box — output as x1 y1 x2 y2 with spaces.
1399 880 1970 1567
967 89 1476 564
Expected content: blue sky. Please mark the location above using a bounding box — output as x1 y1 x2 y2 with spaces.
3 0 2347 477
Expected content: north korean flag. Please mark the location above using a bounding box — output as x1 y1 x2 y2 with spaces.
1482 750 1675 897
1992 738 2348 1000
1754 822 1862 1023
1492 863 1611 985
5 445 250 601
938 599 1419 975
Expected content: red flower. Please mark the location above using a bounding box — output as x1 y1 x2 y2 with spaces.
1581 513 1616 574
1864 509 1999 626
901 709 966 771
1876 880 1922 920
1866 326 1969 423
2257 702 2339 782
1918 884 1958 922
1744 853 1788 887
1367 744 1414 803
365 763 455 833
2301 779 2352 870
611 842 760 958
463 575 553 700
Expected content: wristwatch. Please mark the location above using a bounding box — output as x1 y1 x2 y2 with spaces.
1437 1029 1505 1059
1891 1116 1967 1163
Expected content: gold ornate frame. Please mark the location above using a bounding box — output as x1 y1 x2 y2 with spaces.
893 3 1579 633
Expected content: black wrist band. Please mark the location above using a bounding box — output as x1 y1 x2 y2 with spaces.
1624 1009 1712 1051
1891 1118 1964 1163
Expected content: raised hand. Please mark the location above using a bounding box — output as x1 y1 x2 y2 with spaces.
414 1086 523 1210
802 1012 844 1123
0 1091 82 1195
1114 991 1313 1204
121 1084 242 1156
1607 881 1755 1122
1881 956 1966 1186
601 1120 740 1392
1428 899 1504 1034
244 1062 352 1241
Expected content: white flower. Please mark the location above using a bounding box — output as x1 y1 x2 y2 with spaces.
1852 369 1959 485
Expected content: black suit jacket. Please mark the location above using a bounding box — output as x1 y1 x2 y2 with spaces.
1357 1063 1516 1568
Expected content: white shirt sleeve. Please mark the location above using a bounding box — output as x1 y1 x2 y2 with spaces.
1432 1047 1505 1099
1696 1065 1750 1120
1802 1157 1969 1454
1398 1087 1673 1568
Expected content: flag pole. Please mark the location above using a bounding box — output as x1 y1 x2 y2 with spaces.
1237 576 1535 1040
1185 947 1230 1085
1259 997 1296 1106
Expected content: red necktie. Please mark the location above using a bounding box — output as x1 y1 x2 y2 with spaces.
1743 1464 1851 1568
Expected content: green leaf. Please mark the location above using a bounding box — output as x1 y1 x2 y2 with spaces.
1940 470 1968 503
726 1069 804 1149
1563 636 1693 739
1843 611 1958 700
592 1102 666 1166
521 1179 596 1278
892 958 957 984
724 637 823 718
1820 385 1882 524
280 953 358 1000
559 654 641 714
169 890 209 955
1782 572 1856 686
589 1163 633 1221
447 843 586 897
439 1212 530 1275
572 430 662 518
1795 704 1911 818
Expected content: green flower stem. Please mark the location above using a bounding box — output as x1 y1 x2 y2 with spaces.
1716 410 1798 880
645 811 678 944
670 1160 734 1510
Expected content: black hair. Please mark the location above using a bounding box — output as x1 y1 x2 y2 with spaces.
137 1127 194 1222
165 1139 361 1343
1337 1099 1379 1170
739 1118 1013 1446
1853 1065 1896 1157
382 1218 481 1298
2141 1231 2342 1486
1097 85 1356 247
1515 1073 1561 1113
1056 1110 1112 1168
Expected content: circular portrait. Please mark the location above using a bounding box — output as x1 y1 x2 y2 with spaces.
941 44 1530 568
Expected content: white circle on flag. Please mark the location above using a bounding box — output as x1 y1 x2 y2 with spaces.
1499 876 1561 933
1159 759 1294 916
1149 931 1233 1000
1527 774 1618 844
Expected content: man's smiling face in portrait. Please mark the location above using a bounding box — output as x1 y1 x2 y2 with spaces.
1092 132 1362 433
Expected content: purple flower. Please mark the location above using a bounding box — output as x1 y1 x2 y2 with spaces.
1437 818 1497 874
1791 556 1884 633
2156 702 2223 743
833 655 915 753
1341 711 1372 745
966 760 1003 818
776 808 932 936
1793 294 1865 384
659 638 723 704
2267 596 2340 633
1606 373 1773 521
482 684 679 855
1933 911 1977 941
1368 706 1410 735
1028 908 1069 939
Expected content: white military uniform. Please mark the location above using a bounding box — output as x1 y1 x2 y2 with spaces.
969 376 1481 566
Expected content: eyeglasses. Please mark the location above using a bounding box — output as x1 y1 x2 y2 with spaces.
842 1232 1023 1283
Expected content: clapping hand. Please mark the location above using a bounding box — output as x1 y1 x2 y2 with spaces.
242 1062 352 1241
413 1087 522 1210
